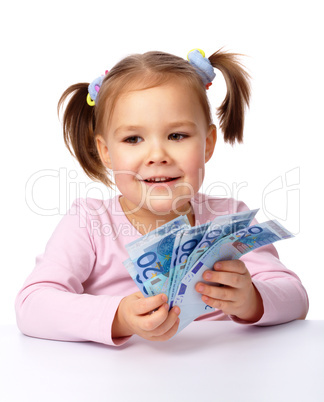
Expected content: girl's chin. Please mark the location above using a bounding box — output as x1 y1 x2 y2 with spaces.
143 198 192 216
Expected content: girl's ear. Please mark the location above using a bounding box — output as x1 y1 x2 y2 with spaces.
205 124 217 163
96 135 112 169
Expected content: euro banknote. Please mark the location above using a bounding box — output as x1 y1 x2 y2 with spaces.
140 209 259 300
174 219 293 332
183 209 259 275
165 222 210 302
125 215 190 295
123 210 293 334
168 209 259 307
137 221 209 298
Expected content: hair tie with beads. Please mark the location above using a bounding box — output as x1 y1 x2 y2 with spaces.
86 70 109 106
187 49 216 89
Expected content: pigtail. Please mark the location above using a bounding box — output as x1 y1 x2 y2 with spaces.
57 84 109 186
209 50 251 144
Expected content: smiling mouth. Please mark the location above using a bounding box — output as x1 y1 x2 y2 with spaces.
144 177 180 183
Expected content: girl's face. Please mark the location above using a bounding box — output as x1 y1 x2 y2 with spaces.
97 79 216 221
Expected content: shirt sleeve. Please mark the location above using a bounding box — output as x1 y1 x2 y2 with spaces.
15 199 130 346
230 201 309 326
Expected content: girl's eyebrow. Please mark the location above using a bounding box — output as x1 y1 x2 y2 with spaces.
114 121 198 136
167 121 198 130
114 125 141 136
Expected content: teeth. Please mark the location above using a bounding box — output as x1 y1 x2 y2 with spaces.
147 177 172 182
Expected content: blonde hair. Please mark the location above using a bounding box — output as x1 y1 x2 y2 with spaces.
58 49 250 188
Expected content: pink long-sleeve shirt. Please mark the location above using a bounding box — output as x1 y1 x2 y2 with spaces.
15 193 309 346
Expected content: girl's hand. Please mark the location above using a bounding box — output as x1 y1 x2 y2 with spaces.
195 260 264 322
112 292 180 341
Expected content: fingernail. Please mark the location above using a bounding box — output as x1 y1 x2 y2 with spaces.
204 271 212 280
162 294 168 302
215 262 222 269
202 295 209 303
164 303 169 310
197 284 204 293
173 306 180 315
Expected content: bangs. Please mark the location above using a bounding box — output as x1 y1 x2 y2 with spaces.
95 68 212 135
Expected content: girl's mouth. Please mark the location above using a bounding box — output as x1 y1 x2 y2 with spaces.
144 177 180 183
142 177 181 187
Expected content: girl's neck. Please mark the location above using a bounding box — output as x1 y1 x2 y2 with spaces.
119 196 195 236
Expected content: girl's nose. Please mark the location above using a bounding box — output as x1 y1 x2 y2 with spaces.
145 143 170 165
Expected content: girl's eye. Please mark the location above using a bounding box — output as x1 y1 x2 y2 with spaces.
169 133 187 141
124 136 142 144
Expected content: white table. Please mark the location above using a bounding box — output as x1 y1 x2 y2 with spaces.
1 321 323 402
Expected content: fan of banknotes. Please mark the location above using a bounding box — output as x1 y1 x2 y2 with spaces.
123 209 293 333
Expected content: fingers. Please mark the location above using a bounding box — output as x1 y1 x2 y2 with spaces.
138 305 180 341
194 260 249 304
200 295 232 313
140 302 170 331
134 293 168 316
194 260 258 317
213 260 247 275
131 293 181 340
200 270 244 290
146 306 181 340
196 281 234 302
153 314 180 341
199 260 249 289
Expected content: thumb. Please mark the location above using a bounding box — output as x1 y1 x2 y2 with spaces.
134 293 168 315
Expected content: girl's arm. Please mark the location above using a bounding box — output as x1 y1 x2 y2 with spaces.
194 196 309 325
15 199 127 346
196 200 309 325
235 243 309 325
15 199 181 345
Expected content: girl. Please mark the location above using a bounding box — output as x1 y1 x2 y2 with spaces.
15 49 309 346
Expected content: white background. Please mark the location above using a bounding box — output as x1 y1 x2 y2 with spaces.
1 0 323 325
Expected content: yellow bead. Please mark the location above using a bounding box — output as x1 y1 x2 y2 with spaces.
86 93 95 106
187 48 205 60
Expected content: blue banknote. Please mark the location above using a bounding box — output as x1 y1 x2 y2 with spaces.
167 222 211 306
174 219 293 333
141 209 256 300
144 228 187 298
123 257 149 295
123 209 294 335
125 215 190 295
143 222 210 298
183 209 258 278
